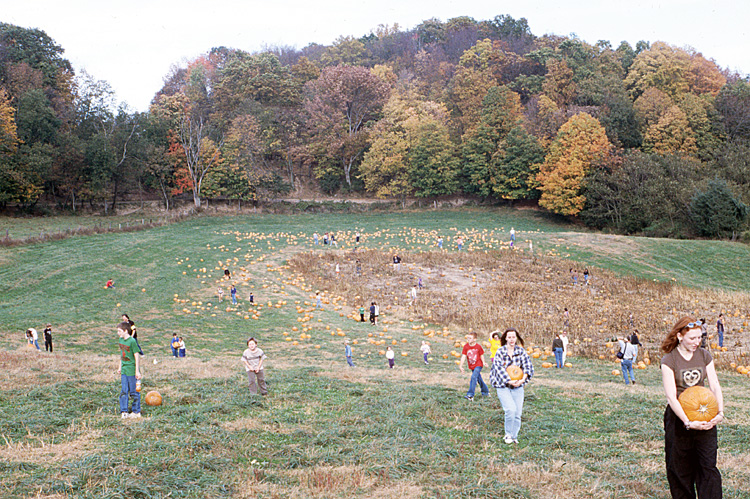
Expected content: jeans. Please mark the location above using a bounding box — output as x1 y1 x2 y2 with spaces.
232 295 237 305
621 359 635 384
346 356 355 367
496 386 525 439
33 339 40 350
553 347 563 368
664 405 722 498
467 366 489 397
423 352 429 364
718 329 724 347
172 347 178 357
120 374 141 414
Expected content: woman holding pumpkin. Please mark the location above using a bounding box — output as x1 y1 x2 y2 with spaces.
661 317 724 498
489 328 534 444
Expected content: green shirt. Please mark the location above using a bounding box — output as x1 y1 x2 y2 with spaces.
119 336 138 376
359 307 365 315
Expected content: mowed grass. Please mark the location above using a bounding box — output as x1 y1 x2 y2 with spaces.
1 209 749 498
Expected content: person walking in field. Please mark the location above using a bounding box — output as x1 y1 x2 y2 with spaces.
386 346 395 368
117 322 142 419
171 332 180 358
490 328 534 444
231 285 238 305
344 338 355 367
420 341 431 364
316 292 323 310
409 285 417 306
241 337 268 396
560 330 569 365
369 302 376 324
716 314 725 347
489 331 502 360
661 317 724 498
217 287 224 302
618 336 638 385
552 333 564 368
459 332 489 401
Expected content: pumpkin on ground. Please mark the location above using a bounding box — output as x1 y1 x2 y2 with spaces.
144 391 163 406
541 362 553 368
506 365 524 381
678 386 718 422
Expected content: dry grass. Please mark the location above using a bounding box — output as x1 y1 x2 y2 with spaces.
0 430 102 463
288 249 750 370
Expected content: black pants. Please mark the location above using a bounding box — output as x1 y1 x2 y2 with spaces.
360 314 365 322
664 406 722 498
45 339 53 352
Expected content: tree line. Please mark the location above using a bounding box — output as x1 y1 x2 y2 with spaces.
1 16 748 239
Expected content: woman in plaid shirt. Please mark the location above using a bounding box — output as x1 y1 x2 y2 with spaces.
490 328 535 444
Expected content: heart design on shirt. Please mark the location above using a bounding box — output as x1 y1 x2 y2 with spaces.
682 369 701 387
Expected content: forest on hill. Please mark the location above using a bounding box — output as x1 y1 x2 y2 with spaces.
0 15 748 239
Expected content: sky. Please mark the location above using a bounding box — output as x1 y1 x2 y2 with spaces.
2 0 748 112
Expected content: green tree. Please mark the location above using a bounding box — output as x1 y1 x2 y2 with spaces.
690 178 748 239
493 126 545 199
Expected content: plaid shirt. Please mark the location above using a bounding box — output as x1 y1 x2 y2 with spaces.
490 345 534 388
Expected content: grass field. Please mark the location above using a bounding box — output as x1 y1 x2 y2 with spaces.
1 208 749 498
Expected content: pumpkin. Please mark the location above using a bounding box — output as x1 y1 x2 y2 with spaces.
541 362 553 368
506 365 524 381
678 386 718 422
144 391 162 407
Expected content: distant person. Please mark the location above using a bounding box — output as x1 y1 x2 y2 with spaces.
43 324 53 352
716 314 725 347
359 305 366 323
563 308 570 331
510 227 515 244
344 338 355 367
231 285 237 305
241 337 268 396
459 332 489 401
661 317 724 498
437 236 443 249
178 337 186 358
369 302 376 324
552 333 564 368
249 292 254 304
456 237 463 251
618 336 638 385
217 287 224 302
386 346 395 369
26 328 40 350
420 341 431 365
355 260 362 276
409 285 417 305
117 321 142 419
393 254 401 272
373 302 380 325
224 269 231 279
560 330 569 365
313 232 319 245
417 276 423 289
171 333 180 358
489 330 502 359
316 292 323 310
355 232 360 244
105 279 115 289
583 268 590 285
630 329 642 347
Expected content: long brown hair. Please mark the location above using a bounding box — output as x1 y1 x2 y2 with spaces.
661 316 696 354
501 328 525 348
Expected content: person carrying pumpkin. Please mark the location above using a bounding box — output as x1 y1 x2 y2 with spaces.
661 317 724 498
171 333 180 357
489 328 534 444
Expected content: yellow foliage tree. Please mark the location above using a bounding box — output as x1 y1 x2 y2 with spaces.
0 88 19 155
642 105 697 156
536 113 612 216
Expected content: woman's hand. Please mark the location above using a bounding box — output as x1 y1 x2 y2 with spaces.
687 420 715 430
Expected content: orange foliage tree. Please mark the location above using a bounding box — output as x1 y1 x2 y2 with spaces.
536 113 612 216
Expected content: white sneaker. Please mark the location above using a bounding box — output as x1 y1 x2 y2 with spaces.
131 413 141 418
512 438 518 444
504 435 513 444
121 413 129 419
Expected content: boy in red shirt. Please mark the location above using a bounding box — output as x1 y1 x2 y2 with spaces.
459 332 489 400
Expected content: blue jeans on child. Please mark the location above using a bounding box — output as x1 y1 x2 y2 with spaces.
553 347 563 368
621 359 635 385
718 329 724 347
120 374 141 414
496 386 525 439
467 366 489 397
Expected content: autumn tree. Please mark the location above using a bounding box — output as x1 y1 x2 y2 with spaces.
536 113 612 215
0 87 19 155
304 65 390 188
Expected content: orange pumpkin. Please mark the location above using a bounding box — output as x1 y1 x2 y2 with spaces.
506 365 524 381
678 386 718 422
144 391 162 407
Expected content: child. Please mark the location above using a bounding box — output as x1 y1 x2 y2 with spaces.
344 339 355 367
459 332 489 400
409 286 417 306
386 346 395 368
224 269 231 279
231 285 237 305
489 330 502 359
355 260 362 276
241 337 268 395
171 333 180 357
105 278 115 288
249 292 254 303
359 305 366 322
217 287 224 302
373 302 380 325
418 277 423 289
316 292 323 310
43 324 53 352
420 341 431 365
117 322 142 418
178 337 186 358
369 302 376 324
437 237 443 250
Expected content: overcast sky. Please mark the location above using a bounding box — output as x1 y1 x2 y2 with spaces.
2 0 747 112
